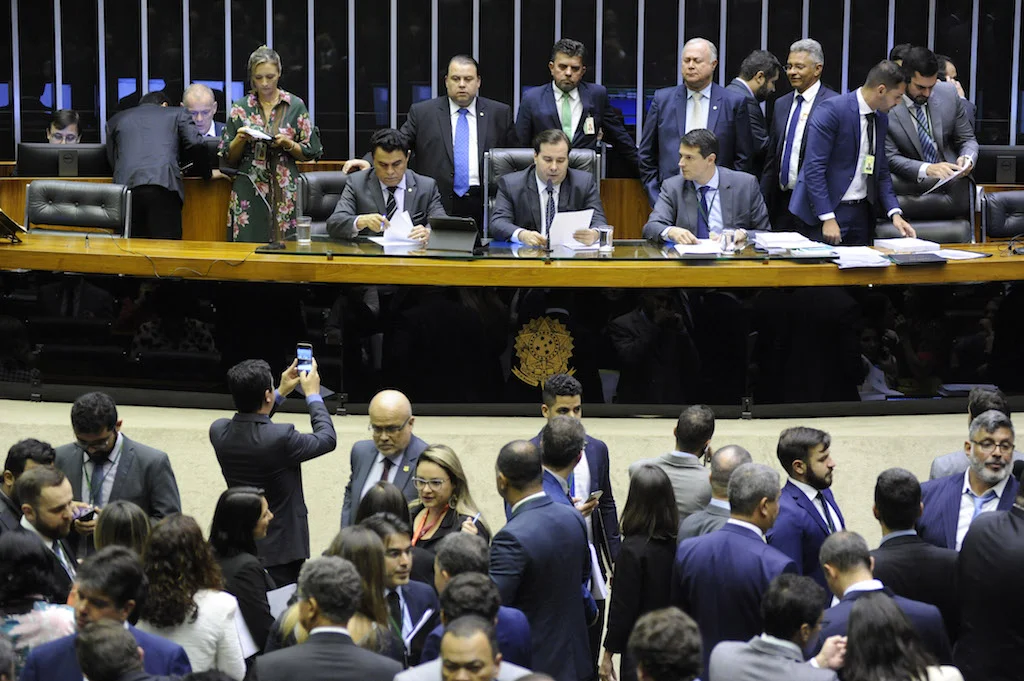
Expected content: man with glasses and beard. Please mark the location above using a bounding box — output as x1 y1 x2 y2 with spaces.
53 392 181 559
918 410 1018 551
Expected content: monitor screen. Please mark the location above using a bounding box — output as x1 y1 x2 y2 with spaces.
16 143 112 178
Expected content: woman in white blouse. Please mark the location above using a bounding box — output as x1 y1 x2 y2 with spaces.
137 514 246 680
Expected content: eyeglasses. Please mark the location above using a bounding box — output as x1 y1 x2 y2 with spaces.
368 417 410 436
76 432 115 452
49 132 79 143
412 477 450 491
971 439 1015 455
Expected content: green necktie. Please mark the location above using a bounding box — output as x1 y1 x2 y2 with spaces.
561 93 574 138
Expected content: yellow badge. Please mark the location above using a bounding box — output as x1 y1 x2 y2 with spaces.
512 317 576 387
863 154 875 175
584 115 596 135
403 465 410 473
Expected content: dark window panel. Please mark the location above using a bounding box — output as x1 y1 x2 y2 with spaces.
61 0 99 141
893 0 929 48
438 0 473 86
273 2 307 105
934 0 973 94
106 0 140 115
808 0 843 92
726 0 762 84
313 0 348 159
975 0 1012 144
397 0 431 126
18 0 56 141
521 0 555 90
353 1 389 156
644 0 680 93
684 0 721 75
479 0 514 108
561 0 597 64
231 0 267 106
189 0 227 125
148 0 184 104
0 1 12 157
603 0 638 129
766 0 803 122
848 0 887 86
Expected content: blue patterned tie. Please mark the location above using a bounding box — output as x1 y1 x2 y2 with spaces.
696 184 710 239
545 181 555 235
454 108 470 196
779 94 804 188
970 489 997 520
913 104 940 164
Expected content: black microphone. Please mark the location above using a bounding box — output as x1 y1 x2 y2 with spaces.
1013 459 1024 482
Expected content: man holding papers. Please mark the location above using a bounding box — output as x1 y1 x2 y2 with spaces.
327 128 447 241
489 129 607 245
643 128 769 244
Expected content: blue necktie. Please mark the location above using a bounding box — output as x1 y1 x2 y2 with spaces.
545 181 555 235
779 94 804 188
695 184 710 239
913 104 940 164
816 492 837 534
454 108 470 197
89 455 109 506
969 489 997 520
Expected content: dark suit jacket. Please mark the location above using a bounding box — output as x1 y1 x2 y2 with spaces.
490 494 594 681
916 473 1019 549
515 81 638 165
603 534 675 654
326 169 447 240
210 398 337 568
672 522 797 669
399 95 515 213
21 625 192 681
760 85 839 220
641 167 770 241
814 587 952 663
789 91 900 226
400 579 441 666
678 502 731 540
726 78 769 177
489 166 607 242
0 489 19 537
219 551 276 655
954 505 1024 681
871 533 959 641
638 82 752 204
55 436 182 558
766 481 846 588
420 605 532 668
247 630 403 681
106 103 209 200
340 434 429 527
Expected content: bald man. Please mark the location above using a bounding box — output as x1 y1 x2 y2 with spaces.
341 389 429 527
182 83 222 137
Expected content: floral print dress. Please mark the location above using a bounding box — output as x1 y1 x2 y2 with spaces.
220 90 323 242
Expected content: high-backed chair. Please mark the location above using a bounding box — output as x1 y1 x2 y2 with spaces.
296 171 350 236
874 176 974 243
482 148 600 238
981 190 1024 241
25 180 131 236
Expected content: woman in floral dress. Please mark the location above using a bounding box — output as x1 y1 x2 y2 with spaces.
220 45 323 242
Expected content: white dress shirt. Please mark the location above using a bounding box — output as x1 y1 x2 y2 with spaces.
685 83 713 133
82 432 124 507
359 450 406 502
708 498 730 511
203 125 219 138
727 518 766 542
788 477 844 532
449 97 480 187
955 470 1010 550
378 176 407 217
781 80 822 190
510 491 548 515
20 514 75 577
511 172 562 243
553 82 583 138
658 169 723 241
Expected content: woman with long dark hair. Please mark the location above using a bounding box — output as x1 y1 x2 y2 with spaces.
600 464 679 681
209 487 275 658
843 592 962 681
137 514 246 680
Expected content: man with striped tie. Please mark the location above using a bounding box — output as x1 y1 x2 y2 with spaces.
884 46 978 193
327 128 447 241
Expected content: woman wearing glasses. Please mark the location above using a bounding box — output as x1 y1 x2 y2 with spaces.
408 445 490 552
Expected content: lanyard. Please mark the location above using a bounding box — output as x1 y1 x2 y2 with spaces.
83 445 121 506
412 504 449 545
696 188 718 227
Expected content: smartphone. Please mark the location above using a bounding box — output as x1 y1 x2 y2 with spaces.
296 342 313 373
74 506 96 522
587 490 604 502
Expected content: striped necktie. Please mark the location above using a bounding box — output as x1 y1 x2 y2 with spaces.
913 104 940 164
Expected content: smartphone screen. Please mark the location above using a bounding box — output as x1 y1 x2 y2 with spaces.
297 343 313 372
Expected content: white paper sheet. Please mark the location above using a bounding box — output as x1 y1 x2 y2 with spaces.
674 239 722 255
383 210 417 242
267 583 298 619
548 209 596 248
233 598 259 658
873 237 941 253
832 246 892 269
936 249 988 260
238 126 273 141
922 162 971 195
753 231 815 249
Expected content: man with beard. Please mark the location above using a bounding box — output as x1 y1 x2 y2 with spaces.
767 427 845 590
917 410 1018 551
727 50 781 178
13 467 77 602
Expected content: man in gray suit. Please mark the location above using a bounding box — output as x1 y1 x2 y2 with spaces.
327 128 447 241
628 405 714 520
707 574 844 681
884 46 978 193
54 392 181 558
340 389 429 527
679 444 752 539
642 128 769 244
929 386 1023 479
396 616 532 681
489 129 606 246
726 50 781 179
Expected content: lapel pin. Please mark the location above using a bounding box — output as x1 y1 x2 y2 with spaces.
713 105 718 111
403 465 410 472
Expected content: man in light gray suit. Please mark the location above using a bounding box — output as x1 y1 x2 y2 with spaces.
327 128 447 241
642 128 770 244
340 389 429 527
929 386 1023 479
395 616 532 681
55 392 181 558
679 444 752 539
628 405 713 520
884 46 978 193
708 574 844 681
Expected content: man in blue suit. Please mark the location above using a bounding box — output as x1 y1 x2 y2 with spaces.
516 38 637 171
814 531 952 662
491 440 594 681
918 409 1018 550
21 545 192 681
768 427 845 589
790 60 916 245
639 37 752 206
671 462 797 670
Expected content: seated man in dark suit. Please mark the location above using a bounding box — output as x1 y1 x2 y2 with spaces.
929 387 1024 479
490 129 606 246
1 439 56 538
643 128 769 244
678 444 752 540
14 467 77 602
726 50 781 179
814 531 951 662
327 128 447 241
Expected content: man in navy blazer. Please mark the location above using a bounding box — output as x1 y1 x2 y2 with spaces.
814 531 952 662
491 440 594 681
341 389 429 527
768 427 845 589
672 462 797 670
638 37 752 206
0 438 56 538
790 60 916 245
726 50 782 179
917 410 1019 550
515 38 637 170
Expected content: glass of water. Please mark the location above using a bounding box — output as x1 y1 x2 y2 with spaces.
597 226 614 252
296 216 313 244
720 228 736 255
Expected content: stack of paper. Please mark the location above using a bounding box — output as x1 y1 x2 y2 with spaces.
549 209 598 250
832 246 891 269
674 240 722 255
238 126 273 140
367 211 421 249
754 232 815 249
935 249 988 261
873 237 940 253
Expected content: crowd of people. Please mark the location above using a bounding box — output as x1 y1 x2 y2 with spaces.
0 355 1020 681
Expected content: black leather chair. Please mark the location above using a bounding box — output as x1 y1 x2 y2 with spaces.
296 171 349 236
874 176 974 243
981 190 1024 241
482 147 600 238
25 180 132 236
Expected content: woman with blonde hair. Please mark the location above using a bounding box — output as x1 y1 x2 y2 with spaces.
408 445 490 552
93 500 150 554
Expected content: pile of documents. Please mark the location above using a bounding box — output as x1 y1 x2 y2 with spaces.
753 231 834 256
873 237 941 253
832 246 892 269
